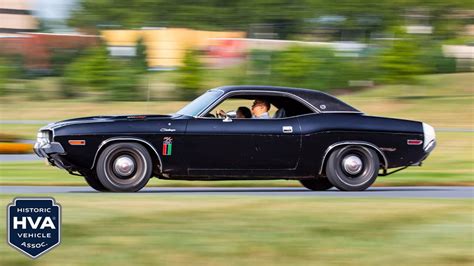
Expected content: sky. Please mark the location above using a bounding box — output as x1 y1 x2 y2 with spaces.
31 0 77 20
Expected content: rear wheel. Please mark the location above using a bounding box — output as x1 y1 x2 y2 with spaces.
96 142 153 192
326 145 380 191
299 176 333 191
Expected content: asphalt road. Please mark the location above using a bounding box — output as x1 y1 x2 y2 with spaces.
0 154 40 162
0 186 472 198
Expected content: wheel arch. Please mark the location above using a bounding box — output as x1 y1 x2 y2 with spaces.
90 137 163 173
319 141 388 175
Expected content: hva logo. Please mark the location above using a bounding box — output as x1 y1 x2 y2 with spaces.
7 198 61 259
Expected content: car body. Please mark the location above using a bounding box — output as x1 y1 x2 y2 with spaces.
34 85 436 192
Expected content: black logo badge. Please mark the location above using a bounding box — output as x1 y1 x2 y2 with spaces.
7 198 61 258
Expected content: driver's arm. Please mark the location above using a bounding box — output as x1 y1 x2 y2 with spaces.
217 109 227 117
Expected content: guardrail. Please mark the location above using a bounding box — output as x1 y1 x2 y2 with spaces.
0 142 33 154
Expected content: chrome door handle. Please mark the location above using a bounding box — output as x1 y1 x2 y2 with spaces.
282 126 293 133
223 116 233 123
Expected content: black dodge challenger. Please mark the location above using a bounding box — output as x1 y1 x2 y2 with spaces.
35 86 436 192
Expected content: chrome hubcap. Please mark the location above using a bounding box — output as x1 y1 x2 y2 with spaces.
113 156 135 176
342 155 363 175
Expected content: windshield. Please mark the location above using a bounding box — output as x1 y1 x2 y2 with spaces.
176 89 224 117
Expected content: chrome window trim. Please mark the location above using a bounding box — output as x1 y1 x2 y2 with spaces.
194 111 319 121
321 111 364 114
91 137 163 172
318 141 388 175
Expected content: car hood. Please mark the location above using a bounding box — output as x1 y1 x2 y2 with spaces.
40 114 176 131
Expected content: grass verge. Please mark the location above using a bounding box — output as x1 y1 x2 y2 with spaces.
0 195 472 266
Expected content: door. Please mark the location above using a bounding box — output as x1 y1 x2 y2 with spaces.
184 117 301 175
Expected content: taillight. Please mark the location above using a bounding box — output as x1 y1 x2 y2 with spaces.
407 139 423 145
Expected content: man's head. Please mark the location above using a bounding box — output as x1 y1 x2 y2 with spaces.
236 106 252 118
251 98 270 117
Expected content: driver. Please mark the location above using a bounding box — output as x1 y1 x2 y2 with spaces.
251 98 271 119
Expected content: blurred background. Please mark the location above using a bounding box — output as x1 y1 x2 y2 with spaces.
0 0 472 186
0 2 473 266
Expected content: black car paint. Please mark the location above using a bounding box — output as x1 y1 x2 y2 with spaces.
36 86 429 180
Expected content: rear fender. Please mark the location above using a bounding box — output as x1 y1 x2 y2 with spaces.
319 141 388 175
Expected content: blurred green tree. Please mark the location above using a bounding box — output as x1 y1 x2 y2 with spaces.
132 37 149 73
50 48 84 76
376 38 428 83
63 45 142 100
0 58 13 95
420 44 457 74
272 46 316 86
241 46 375 91
69 0 473 40
176 49 204 100
0 55 26 95
107 60 142 100
69 0 309 39
63 45 110 96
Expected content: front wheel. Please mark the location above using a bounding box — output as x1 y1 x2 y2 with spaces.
325 145 380 191
83 171 108 192
96 142 153 192
299 176 333 191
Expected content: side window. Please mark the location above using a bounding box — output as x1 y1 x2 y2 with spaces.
271 97 314 119
201 93 315 119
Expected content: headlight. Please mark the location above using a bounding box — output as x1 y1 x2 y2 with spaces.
36 130 51 145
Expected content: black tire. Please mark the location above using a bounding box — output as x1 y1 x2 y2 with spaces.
299 176 333 191
96 142 153 192
326 145 380 191
83 172 109 192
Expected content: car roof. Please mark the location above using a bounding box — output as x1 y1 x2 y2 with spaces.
214 85 361 113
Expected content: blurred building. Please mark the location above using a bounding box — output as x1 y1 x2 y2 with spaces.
0 0 99 71
443 44 474 71
0 33 99 70
0 0 37 35
101 28 245 69
206 38 367 65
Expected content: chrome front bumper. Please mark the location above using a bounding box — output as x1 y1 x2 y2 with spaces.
34 141 72 170
34 142 65 158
